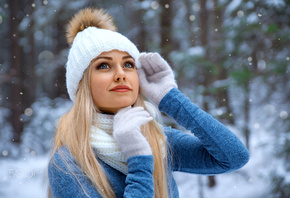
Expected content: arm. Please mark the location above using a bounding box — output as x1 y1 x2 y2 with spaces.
113 106 155 197
48 147 155 198
162 88 250 174
138 52 249 174
124 156 154 197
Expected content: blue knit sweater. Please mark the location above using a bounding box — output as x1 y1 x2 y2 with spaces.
48 88 249 197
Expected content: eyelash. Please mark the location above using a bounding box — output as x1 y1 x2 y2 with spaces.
96 63 110 70
124 62 135 69
95 62 135 70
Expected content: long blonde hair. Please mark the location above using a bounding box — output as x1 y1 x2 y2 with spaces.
50 64 169 198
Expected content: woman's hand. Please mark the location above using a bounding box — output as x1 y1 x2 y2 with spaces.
113 107 153 159
138 53 177 106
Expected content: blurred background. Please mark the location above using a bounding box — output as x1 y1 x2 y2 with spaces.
0 0 289 197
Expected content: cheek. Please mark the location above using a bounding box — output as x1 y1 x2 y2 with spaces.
132 73 140 95
133 72 139 87
90 76 108 101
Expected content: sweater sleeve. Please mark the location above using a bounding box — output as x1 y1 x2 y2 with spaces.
48 147 154 198
159 88 250 175
124 155 155 198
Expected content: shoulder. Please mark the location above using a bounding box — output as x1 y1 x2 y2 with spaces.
49 146 72 165
48 146 98 197
48 146 81 175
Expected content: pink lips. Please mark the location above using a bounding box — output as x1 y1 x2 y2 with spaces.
110 85 132 92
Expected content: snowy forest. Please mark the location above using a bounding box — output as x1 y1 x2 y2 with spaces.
0 0 289 197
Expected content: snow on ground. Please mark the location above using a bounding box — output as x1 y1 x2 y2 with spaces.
0 89 280 198
0 128 273 198
0 155 49 198
173 128 272 198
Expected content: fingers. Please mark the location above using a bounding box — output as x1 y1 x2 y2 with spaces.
113 106 153 159
139 53 155 75
150 53 169 71
114 106 132 119
114 107 153 129
116 106 147 118
139 52 170 75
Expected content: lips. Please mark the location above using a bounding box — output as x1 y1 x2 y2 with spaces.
110 85 132 92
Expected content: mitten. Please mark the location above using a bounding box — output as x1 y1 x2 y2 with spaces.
138 53 177 106
113 107 153 159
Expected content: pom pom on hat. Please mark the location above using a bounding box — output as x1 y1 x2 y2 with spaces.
65 8 140 102
66 8 117 45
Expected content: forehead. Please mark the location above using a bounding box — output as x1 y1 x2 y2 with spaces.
98 50 131 58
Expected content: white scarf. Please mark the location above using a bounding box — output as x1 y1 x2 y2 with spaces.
90 113 128 175
90 105 166 175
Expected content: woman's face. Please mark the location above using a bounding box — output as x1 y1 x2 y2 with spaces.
90 50 139 114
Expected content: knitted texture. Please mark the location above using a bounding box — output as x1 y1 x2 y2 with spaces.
113 107 153 159
48 89 249 198
138 53 177 106
90 113 128 174
66 27 140 101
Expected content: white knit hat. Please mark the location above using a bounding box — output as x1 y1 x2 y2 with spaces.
65 8 140 101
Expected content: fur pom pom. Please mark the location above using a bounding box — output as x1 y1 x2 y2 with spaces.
66 8 117 45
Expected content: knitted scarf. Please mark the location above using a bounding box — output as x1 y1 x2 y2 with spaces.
90 106 166 175
90 113 128 175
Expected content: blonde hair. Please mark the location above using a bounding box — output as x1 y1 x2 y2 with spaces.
50 64 169 197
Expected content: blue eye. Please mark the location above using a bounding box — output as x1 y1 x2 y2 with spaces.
97 63 109 70
124 62 135 69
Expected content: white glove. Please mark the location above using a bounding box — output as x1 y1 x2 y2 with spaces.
138 53 177 106
113 107 153 159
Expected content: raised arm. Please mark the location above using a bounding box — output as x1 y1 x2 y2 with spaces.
161 88 249 174
138 52 249 174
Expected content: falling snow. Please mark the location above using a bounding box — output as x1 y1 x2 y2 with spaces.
1 0 289 197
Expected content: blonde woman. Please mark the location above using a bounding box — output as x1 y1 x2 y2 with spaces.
48 8 249 198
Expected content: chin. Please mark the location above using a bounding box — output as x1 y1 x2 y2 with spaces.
116 100 136 108
118 102 135 108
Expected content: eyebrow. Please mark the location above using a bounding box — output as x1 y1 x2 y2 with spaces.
95 56 112 61
122 55 134 60
93 55 134 62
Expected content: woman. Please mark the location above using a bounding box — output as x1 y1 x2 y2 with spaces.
48 7 249 198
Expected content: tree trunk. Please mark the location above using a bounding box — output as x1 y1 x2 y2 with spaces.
199 0 211 109
132 0 147 52
52 18 68 99
243 83 250 150
199 0 217 188
198 176 204 198
160 0 174 63
126 0 147 52
184 0 195 45
24 0 36 107
9 0 24 143
199 0 208 48
242 50 259 150
208 175 216 187
212 0 234 124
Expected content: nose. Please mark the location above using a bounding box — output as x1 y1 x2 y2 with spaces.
114 65 126 82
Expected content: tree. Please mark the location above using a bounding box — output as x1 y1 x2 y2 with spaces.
211 0 234 124
8 0 25 143
25 0 36 107
160 0 174 62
